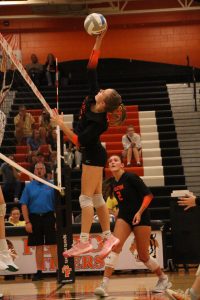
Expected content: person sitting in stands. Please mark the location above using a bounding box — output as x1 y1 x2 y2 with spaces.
48 129 57 153
14 105 35 145
38 108 53 144
106 195 119 219
122 125 142 166
25 54 43 87
103 178 119 219
44 53 57 86
27 129 42 161
8 207 25 227
0 155 22 203
30 152 51 177
47 151 57 180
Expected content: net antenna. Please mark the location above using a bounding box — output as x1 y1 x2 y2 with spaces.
55 57 62 191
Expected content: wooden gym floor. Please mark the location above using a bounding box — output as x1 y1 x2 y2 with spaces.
0 269 196 299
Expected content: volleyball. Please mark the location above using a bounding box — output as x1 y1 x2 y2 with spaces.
84 13 107 35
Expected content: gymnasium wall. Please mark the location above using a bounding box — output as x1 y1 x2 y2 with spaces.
1 10 200 67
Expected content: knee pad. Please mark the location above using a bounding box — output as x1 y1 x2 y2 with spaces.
79 195 93 209
105 251 119 269
93 194 105 209
144 257 159 272
0 204 6 217
196 265 200 277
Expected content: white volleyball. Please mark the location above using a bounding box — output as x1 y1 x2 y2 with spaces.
84 13 107 35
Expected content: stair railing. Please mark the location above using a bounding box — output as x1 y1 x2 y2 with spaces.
192 67 197 112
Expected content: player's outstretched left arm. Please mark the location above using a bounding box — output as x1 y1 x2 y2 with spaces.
87 29 107 70
51 109 79 146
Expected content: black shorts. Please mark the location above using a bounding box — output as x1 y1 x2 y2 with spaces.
82 143 107 167
28 211 56 246
118 209 151 229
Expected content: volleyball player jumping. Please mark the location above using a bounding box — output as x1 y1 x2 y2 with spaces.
52 30 126 258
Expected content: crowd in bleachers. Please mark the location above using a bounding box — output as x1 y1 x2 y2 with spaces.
0 101 83 225
25 53 57 87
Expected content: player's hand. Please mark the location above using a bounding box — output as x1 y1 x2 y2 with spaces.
132 211 141 225
178 194 196 211
94 28 107 50
97 27 107 39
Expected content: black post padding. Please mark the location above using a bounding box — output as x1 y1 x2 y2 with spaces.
170 200 200 264
55 164 75 283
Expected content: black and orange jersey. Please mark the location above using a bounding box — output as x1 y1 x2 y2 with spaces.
74 50 108 148
113 172 153 218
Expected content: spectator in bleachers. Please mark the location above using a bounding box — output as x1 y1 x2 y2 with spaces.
44 53 57 86
48 129 57 153
27 129 42 162
36 152 46 165
0 155 21 203
103 178 118 218
38 127 47 145
48 151 57 178
122 125 142 166
14 105 35 145
30 152 51 178
20 162 58 281
8 207 25 227
29 153 37 171
106 196 118 219
38 108 54 144
25 54 43 87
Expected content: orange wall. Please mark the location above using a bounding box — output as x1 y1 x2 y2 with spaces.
1 11 200 67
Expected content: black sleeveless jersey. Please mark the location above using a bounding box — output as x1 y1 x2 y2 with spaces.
75 68 108 148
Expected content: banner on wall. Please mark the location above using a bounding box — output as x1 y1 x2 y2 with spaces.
0 231 163 275
0 34 22 68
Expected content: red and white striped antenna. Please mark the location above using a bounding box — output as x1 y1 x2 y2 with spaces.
55 57 62 191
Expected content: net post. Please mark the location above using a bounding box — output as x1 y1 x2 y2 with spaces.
55 133 75 284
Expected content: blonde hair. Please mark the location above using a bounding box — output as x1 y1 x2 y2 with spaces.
104 89 126 126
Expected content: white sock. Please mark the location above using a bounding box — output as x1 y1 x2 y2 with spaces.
159 273 167 280
80 233 89 243
102 276 110 287
0 239 8 252
102 230 111 240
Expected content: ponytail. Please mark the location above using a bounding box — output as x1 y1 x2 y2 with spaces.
108 103 126 126
104 89 126 126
